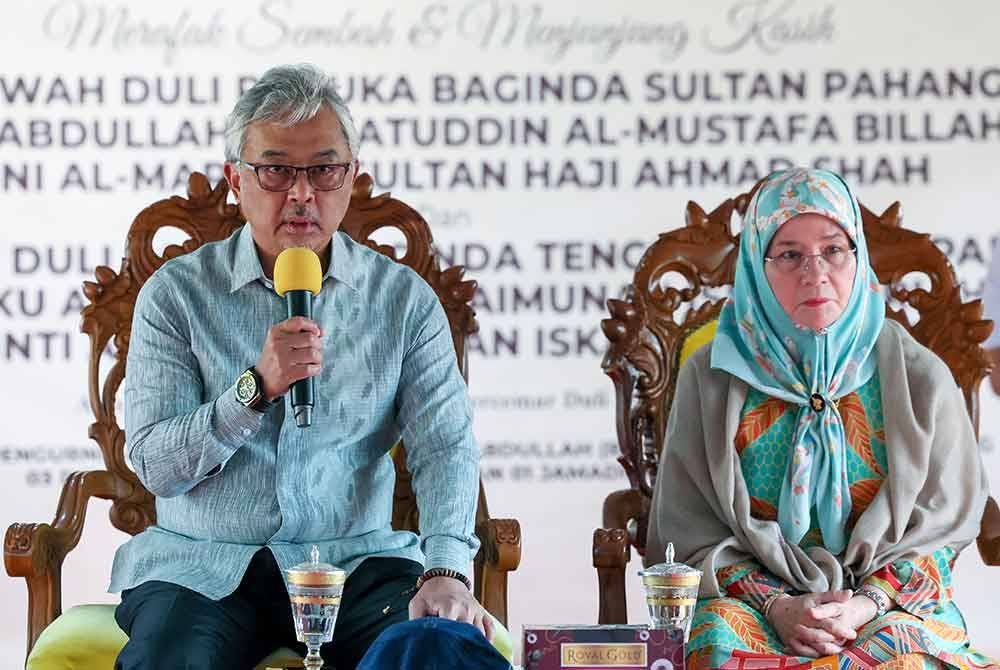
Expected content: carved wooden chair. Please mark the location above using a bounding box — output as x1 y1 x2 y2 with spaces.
592 181 1000 624
5 172 522 669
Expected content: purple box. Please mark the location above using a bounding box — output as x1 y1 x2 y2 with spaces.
522 625 685 670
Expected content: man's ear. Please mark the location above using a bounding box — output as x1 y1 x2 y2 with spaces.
224 162 241 201
346 159 360 185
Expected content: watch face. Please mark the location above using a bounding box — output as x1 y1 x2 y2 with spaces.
236 371 257 404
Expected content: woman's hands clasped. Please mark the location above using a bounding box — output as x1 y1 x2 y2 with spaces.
766 590 878 657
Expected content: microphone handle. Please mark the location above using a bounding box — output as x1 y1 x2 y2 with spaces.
285 290 314 428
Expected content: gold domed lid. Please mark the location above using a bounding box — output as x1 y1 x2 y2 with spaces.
285 545 346 586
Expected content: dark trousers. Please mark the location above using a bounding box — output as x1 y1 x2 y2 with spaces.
114 549 423 670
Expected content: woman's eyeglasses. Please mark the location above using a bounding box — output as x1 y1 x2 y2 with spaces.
764 244 857 274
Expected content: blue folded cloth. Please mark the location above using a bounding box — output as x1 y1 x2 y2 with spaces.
359 616 512 670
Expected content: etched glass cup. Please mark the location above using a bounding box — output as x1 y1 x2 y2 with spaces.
284 545 346 670
638 542 703 643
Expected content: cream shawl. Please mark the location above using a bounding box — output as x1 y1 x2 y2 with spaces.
646 320 990 595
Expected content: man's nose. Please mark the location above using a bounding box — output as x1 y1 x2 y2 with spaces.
287 170 315 201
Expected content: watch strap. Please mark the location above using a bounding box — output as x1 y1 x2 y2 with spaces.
856 585 889 618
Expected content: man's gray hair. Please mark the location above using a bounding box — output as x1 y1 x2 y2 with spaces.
224 63 360 162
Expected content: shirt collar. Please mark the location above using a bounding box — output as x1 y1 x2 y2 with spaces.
228 224 266 293
326 230 358 292
228 224 359 294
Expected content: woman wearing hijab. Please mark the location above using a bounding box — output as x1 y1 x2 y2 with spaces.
647 168 998 669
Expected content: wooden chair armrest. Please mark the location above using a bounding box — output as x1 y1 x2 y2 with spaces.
474 518 521 627
593 528 631 625
602 489 645 531
978 496 1000 566
4 469 131 657
4 520 75 656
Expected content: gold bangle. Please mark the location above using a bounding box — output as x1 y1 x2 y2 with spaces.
761 592 789 619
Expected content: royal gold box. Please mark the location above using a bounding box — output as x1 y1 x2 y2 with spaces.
522 625 684 670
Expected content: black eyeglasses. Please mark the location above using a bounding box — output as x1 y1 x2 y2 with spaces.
235 160 353 192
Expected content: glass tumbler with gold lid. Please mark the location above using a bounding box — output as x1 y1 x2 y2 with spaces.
284 545 346 670
638 542 703 642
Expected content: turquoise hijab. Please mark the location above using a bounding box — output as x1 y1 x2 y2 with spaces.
710 168 885 554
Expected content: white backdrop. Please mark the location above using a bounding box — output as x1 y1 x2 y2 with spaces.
2 0 999 665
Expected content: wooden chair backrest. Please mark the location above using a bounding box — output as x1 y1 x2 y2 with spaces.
78 172 491 538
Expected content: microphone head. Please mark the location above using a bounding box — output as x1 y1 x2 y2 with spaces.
274 247 322 296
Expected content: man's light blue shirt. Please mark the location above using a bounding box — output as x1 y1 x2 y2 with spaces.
109 224 480 599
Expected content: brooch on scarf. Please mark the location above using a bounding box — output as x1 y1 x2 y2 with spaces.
809 393 826 412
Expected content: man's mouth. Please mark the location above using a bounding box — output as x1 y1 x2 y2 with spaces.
280 219 319 233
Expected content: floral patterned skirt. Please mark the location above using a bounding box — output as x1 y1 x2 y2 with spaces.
686 597 999 670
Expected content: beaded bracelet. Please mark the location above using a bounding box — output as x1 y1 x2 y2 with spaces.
415 567 472 591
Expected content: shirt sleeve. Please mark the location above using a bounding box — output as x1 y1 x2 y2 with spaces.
395 290 481 578
716 560 798 611
863 546 957 618
123 272 264 498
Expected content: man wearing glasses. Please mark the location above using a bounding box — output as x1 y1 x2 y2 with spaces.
110 64 505 670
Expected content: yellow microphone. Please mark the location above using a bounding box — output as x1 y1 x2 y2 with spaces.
273 247 323 428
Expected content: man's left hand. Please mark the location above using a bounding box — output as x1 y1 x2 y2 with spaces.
408 576 494 641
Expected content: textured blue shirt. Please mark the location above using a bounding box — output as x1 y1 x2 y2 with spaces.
109 224 480 599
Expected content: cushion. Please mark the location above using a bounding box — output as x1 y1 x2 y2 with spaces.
26 603 513 669
26 604 127 670
678 319 718 368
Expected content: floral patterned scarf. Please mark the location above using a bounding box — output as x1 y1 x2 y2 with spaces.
710 168 885 554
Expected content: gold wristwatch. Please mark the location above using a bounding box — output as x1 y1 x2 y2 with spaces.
235 367 273 413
